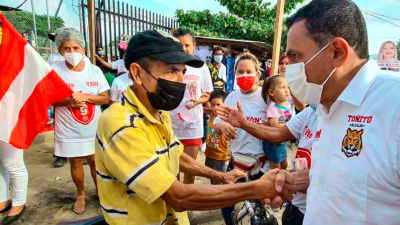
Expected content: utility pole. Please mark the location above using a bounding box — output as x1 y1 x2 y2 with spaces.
31 0 38 47
271 0 286 75
88 0 96 64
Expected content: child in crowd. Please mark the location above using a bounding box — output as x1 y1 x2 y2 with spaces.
204 90 229 184
262 75 292 170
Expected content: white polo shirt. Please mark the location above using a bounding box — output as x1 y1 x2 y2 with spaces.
304 60 400 225
286 106 319 214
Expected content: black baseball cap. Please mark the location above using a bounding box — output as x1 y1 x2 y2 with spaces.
124 30 204 70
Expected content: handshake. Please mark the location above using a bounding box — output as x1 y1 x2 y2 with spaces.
254 169 300 208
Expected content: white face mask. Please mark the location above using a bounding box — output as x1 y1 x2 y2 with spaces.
64 52 83 67
286 42 336 105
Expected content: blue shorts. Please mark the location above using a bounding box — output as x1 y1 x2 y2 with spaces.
263 142 287 164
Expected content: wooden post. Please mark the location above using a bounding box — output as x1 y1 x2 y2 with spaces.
88 0 96 64
271 0 286 75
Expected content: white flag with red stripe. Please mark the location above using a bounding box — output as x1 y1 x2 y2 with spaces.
0 14 73 149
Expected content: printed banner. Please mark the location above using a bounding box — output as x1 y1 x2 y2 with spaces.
377 41 399 72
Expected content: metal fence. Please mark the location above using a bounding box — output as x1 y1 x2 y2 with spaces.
0 0 82 59
81 0 179 60
0 0 178 60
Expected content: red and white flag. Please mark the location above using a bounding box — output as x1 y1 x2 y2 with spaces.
0 14 73 149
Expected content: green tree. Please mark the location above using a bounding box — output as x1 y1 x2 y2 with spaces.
1 11 64 38
175 0 304 50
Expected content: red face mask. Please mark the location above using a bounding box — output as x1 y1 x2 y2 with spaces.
236 75 256 91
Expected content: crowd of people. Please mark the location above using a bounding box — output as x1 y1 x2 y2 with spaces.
0 0 400 225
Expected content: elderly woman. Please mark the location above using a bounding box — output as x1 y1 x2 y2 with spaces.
52 27 110 214
0 142 28 225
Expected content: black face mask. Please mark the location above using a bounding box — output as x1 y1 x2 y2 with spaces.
141 69 186 111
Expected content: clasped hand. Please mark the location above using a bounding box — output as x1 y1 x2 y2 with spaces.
257 169 296 208
70 92 88 108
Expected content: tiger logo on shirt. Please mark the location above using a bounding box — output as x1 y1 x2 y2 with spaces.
342 128 364 158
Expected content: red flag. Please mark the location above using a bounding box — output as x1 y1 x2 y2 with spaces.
0 13 73 149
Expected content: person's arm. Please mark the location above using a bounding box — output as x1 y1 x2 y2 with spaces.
84 91 110 105
53 97 73 107
292 170 310 193
53 94 86 108
186 92 211 109
203 107 213 115
162 168 296 212
242 120 293 144
95 54 112 70
102 125 296 212
268 117 286 128
214 122 237 139
216 100 294 143
179 152 246 184
261 169 309 208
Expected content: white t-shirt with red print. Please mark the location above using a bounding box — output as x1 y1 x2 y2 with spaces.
170 64 213 140
286 106 319 214
111 59 128 75
214 87 268 157
110 73 133 102
52 61 110 143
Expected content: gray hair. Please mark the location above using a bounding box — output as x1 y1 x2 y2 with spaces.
55 27 86 49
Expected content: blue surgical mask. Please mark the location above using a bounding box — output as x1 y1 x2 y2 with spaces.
98 50 104 56
214 55 223 63
310 105 317 111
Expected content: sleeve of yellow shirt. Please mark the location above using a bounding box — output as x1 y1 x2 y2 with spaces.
103 126 177 204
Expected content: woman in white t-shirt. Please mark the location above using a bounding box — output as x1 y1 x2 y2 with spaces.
214 53 268 224
52 28 110 214
170 28 214 184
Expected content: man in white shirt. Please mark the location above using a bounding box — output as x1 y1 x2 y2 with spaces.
209 47 227 90
278 0 400 224
109 72 133 104
218 0 400 224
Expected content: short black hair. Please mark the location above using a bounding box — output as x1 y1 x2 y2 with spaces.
212 46 224 56
210 90 226 101
134 56 157 72
286 0 369 59
172 28 196 43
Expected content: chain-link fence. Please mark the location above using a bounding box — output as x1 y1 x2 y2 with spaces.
0 0 83 60
0 0 178 61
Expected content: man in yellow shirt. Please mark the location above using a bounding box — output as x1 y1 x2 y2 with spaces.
95 30 295 225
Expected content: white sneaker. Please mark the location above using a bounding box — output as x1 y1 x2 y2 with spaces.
201 143 206 153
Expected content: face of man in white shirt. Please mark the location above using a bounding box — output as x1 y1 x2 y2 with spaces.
285 21 369 110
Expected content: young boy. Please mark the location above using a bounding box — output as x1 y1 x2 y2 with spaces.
205 90 229 184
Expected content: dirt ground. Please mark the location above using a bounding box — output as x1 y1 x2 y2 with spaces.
0 132 296 225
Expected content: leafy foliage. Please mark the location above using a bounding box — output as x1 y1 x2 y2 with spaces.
1 11 65 37
175 0 304 49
